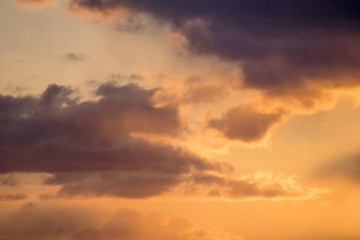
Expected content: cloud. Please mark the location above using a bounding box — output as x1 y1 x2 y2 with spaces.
208 104 286 143
0 83 325 200
68 0 360 105
15 0 55 9
182 77 229 104
10 53 26 63
0 193 27 201
72 209 244 240
0 83 216 174
58 51 88 62
0 174 20 187
0 83 228 198
41 171 326 200
181 172 325 201
316 152 360 183
0 203 100 240
0 204 243 240
42 172 184 199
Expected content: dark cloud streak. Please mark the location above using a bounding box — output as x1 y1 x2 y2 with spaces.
0 193 27 201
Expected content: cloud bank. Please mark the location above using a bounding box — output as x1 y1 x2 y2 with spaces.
0 83 325 200
68 0 360 107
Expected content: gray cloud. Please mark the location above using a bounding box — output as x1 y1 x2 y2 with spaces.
0 83 324 200
42 172 183 199
208 105 286 143
0 83 227 198
59 51 87 62
0 83 207 175
0 193 27 201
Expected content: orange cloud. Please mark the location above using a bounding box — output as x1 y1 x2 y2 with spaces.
181 172 328 201
208 104 287 143
15 0 55 9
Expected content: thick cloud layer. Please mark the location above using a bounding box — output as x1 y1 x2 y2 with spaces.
0 83 226 198
0 83 216 174
69 0 360 101
0 83 325 199
209 105 286 143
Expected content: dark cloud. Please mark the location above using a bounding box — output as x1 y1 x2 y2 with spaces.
0 83 322 200
69 0 360 102
107 73 144 83
0 193 27 201
208 105 286 143
114 15 154 33
0 83 215 174
42 172 183 198
59 51 87 62
0 174 20 187
0 83 226 198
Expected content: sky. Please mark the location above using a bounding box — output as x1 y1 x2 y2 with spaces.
1 0 360 239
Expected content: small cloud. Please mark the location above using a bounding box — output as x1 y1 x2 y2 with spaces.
107 73 145 83
208 104 287 143
0 193 27 201
58 51 88 62
15 0 56 9
10 53 26 63
0 174 20 187
316 152 360 183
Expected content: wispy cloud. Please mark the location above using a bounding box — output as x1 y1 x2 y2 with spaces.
0 193 27 201
58 51 88 62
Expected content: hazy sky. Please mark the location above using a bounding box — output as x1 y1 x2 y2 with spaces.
1 1 360 239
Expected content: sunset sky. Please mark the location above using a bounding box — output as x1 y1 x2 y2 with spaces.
1 1 360 239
